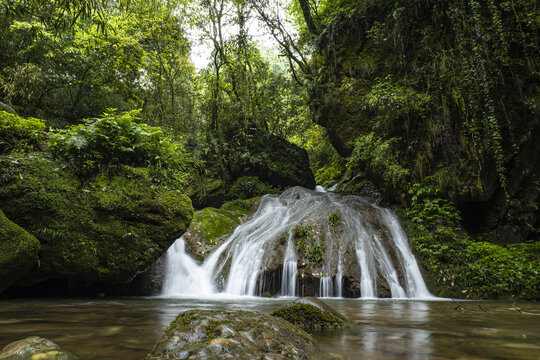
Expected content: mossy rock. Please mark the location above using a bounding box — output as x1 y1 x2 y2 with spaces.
145 309 314 360
270 298 349 330
0 210 40 293
0 336 78 360
0 155 193 287
228 129 315 189
183 198 259 260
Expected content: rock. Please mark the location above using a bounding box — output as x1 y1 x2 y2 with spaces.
228 129 315 189
0 155 193 291
0 210 40 293
254 192 398 298
0 337 78 359
145 309 315 360
270 298 349 330
294 297 348 322
183 198 260 261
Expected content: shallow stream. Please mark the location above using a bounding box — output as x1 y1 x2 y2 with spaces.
1 297 539 359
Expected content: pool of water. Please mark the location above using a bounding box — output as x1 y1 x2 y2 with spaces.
1 297 539 359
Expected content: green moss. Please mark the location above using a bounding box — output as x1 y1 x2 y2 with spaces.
0 209 40 292
399 183 540 300
0 154 193 285
270 303 348 329
0 110 46 154
328 212 341 227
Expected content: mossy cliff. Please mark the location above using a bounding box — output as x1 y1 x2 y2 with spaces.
302 0 539 299
0 111 194 294
309 0 539 242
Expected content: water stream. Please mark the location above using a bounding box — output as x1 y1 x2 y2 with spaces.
162 186 432 299
1 298 539 360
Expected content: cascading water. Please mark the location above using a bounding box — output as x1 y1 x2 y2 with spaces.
161 186 433 299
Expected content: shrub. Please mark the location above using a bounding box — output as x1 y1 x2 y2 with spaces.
48 110 190 187
0 110 46 154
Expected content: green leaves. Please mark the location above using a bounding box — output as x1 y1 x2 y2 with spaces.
0 110 46 154
48 110 191 188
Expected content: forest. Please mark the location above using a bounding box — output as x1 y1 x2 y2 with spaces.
0 0 539 359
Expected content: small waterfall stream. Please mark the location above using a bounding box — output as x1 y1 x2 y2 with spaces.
161 186 433 299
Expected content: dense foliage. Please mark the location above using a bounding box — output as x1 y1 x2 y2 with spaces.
49 110 191 187
0 111 46 154
402 181 540 299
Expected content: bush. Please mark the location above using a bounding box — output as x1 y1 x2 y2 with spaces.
48 110 190 187
226 176 280 200
0 111 46 154
403 180 540 300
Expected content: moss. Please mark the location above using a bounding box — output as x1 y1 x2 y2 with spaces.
0 110 46 154
0 209 40 293
398 200 540 300
328 212 341 227
185 197 259 254
0 154 193 285
270 303 348 329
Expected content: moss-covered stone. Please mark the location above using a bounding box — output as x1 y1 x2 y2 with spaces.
183 198 259 260
270 298 349 330
228 128 315 189
0 154 193 288
0 337 78 360
0 210 40 293
145 309 314 360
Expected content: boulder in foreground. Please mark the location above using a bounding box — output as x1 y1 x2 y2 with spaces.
0 337 78 360
145 309 315 360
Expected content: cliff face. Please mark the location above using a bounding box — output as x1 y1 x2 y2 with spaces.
310 0 539 243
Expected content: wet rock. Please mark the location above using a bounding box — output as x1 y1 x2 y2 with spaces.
183 198 260 261
145 309 315 360
270 298 349 330
0 336 78 360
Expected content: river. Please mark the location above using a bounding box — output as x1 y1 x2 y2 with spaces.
1 296 539 359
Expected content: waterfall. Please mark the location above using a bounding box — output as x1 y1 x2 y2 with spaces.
161 186 433 299
281 233 298 296
161 237 214 296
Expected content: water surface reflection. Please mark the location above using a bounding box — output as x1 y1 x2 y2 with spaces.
1 298 539 360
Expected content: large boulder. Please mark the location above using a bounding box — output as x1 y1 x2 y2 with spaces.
0 337 78 360
125 198 260 295
0 210 40 293
228 129 315 189
145 309 315 360
0 155 193 290
270 297 349 330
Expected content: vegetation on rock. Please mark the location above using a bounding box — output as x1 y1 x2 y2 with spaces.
145 309 315 360
0 112 193 294
270 299 348 329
